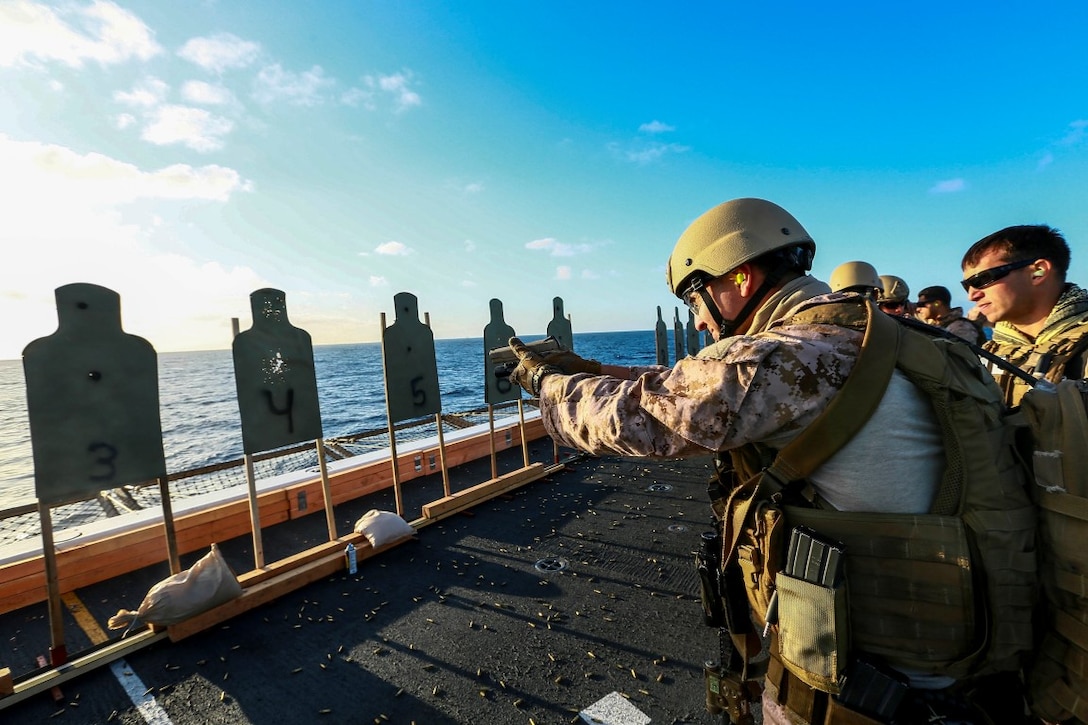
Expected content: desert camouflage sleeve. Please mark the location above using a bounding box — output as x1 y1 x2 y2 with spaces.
535 326 861 458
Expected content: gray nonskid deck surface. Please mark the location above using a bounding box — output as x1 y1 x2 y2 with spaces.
3 448 734 724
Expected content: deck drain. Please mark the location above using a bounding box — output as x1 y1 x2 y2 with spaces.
534 557 569 573
647 483 673 492
668 524 688 533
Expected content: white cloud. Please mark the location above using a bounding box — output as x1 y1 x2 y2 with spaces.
340 87 373 108
374 241 413 256
1060 119 1088 146
115 112 136 129
114 77 169 108
0 135 250 205
0 134 258 358
526 237 556 251
141 104 234 152
555 266 572 281
581 269 600 280
253 64 334 106
0 0 161 68
369 275 388 287
181 80 234 106
177 32 260 73
464 240 477 252
461 280 476 287
639 120 675 134
928 178 966 194
1037 151 1054 171
361 71 422 112
609 141 690 165
463 182 484 194
525 237 593 257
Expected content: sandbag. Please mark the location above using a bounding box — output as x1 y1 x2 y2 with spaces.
354 509 415 548
108 543 242 630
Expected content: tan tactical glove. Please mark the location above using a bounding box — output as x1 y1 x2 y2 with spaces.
509 337 563 396
541 349 602 376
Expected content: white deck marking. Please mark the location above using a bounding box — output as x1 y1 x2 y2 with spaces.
110 659 174 725
579 691 652 725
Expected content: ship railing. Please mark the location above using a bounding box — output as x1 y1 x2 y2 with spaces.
0 400 528 547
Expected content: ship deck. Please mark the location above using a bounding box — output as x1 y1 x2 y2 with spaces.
1 442 736 724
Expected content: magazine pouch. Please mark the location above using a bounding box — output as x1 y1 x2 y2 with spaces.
776 572 849 693
774 525 850 694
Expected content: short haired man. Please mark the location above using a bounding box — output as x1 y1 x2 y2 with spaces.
915 285 984 344
507 198 1033 724
961 224 1088 405
877 274 912 317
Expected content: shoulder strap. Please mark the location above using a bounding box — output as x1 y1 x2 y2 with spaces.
897 315 1040 388
722 300 901 576
765 300 900 487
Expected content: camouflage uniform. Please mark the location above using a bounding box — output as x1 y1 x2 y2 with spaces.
536 278 944 513
931 306 983 344
536 277 859 458
985 283 1088 406
534 276 959 724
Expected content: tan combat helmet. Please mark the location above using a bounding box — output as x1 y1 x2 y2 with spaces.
877 274 910 304
666 198 815 297
829 260 881 295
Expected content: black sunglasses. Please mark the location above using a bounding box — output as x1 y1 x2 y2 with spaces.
960 258 1035 292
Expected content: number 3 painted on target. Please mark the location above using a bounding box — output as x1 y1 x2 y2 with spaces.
88 441 119 482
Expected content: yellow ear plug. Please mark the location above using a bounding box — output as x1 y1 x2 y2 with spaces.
735 273 745 285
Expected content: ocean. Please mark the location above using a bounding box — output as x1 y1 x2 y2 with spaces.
0 330 665 504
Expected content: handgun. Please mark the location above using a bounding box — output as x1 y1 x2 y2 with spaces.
488 337 563 378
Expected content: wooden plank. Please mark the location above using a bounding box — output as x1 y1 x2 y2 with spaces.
167 533 412 642
236 537 361 589
422 463 546 518
0 630 165 710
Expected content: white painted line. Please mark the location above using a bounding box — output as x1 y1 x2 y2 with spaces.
110 659 174 725
579 690 651 725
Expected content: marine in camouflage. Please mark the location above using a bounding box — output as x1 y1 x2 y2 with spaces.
534 277 862 459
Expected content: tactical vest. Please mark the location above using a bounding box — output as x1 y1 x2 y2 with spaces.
718 299 1036 692
986 317 1088 406
1020 379 1088 723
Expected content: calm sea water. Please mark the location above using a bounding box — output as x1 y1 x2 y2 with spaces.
0 330 664 504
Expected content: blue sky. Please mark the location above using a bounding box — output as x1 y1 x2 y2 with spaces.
2 1 1088 360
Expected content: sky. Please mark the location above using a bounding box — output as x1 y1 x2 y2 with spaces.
2 1 1088 360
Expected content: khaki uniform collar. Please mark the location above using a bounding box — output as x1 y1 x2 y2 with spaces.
746 275 832 335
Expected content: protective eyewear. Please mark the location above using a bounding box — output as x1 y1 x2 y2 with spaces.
879 301 905 312
682 277 706 315
960 258 1035 292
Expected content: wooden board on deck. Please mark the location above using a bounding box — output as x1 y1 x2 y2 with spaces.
422 463 547 519
167 532 414 641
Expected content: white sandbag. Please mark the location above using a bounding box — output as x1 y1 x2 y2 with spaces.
108 543 242 630
354 509 415 548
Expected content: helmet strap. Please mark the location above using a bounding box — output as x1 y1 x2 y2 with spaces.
696 285 728 332
715 261 794 337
